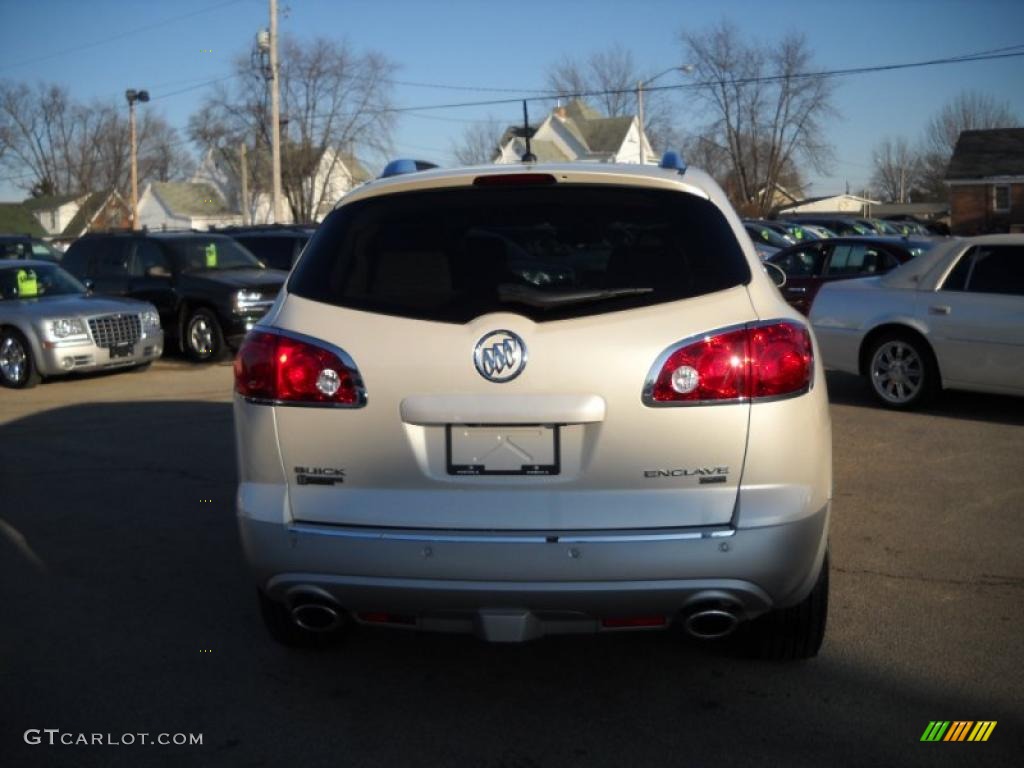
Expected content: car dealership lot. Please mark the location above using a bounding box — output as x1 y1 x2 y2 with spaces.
1 362 1021 767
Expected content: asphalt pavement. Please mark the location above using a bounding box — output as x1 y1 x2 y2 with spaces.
1 362 1021 767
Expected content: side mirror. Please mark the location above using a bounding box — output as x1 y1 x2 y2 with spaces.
763 261 787 288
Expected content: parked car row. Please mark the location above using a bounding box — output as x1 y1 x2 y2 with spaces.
742 215 942 260
0 225 305 387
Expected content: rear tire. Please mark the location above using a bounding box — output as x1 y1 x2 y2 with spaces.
257 590 349 649
742 550 829 661
0 328 42 389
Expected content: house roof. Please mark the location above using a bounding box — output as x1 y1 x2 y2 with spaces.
510 138 574 163
946 128 1024 180
151 182 235 217
0 203 47 236
574 115 634 154
21 193 85 212
61 190 114 237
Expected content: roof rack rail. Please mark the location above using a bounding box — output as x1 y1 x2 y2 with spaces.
380 158 439 179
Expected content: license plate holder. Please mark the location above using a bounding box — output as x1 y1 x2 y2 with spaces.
109 343 134 359
446 425 560 476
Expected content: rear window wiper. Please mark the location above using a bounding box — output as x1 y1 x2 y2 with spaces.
497 284 653 308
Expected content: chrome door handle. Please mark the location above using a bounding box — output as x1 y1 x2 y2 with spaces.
929 305 951 315
786 286 807 294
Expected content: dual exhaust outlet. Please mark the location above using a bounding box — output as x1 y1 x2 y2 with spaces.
286 589 741 640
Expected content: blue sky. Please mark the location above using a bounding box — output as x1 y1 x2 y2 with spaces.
1 0 1023 202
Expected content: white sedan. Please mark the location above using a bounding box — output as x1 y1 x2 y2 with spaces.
809 234 1024 408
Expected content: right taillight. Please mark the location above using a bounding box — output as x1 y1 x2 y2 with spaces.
234 329 366 407
644 321 812 405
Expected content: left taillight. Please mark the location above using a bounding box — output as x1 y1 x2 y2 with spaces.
234 330 366 407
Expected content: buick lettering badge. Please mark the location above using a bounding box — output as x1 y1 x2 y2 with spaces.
473 330 527 383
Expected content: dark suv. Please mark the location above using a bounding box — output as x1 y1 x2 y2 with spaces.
63 231 287 361
215 225 315 271
1 234 63 262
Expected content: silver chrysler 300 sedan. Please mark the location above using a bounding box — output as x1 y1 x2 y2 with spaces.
810 234 1024 409
0 260 163 388
232 156 833 659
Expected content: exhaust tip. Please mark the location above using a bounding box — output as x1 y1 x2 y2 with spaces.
684 608 739 640
291 600 342 633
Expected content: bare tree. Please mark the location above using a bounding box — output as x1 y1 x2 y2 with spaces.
916 90 1019 200
546 44 678 155
871 137 923 203
680 23 835 216
189 36 398 223
0 80 190 199
451 117 504 165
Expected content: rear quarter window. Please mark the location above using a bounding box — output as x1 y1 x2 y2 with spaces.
288 185 750 323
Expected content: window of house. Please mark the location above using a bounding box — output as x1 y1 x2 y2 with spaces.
993 185 1011 213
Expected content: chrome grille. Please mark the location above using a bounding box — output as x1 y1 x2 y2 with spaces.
88 314 141 349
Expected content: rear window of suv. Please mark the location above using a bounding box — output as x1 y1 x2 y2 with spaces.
288 185 750 323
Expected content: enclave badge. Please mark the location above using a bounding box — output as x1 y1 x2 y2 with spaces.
473 330 527 383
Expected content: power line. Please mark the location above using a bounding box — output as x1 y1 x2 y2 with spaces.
0 0 253 73
371 49 1024 116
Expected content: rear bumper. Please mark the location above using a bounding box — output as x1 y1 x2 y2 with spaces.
238 500 829 633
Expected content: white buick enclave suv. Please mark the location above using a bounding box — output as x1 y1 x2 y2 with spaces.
232 155 833 659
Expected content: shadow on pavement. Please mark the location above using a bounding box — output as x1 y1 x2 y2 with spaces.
825 370 1024 426
0 401 1019 768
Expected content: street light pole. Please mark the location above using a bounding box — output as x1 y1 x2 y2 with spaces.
636 65 693 165
125 88 149 230
269 0 284 224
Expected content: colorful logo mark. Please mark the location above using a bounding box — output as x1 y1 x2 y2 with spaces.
921 721 996 742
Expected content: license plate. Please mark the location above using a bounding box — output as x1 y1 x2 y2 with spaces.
446 425 560 476
109 343 134 359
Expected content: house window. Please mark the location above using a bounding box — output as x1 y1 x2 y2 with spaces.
993 185 1010 213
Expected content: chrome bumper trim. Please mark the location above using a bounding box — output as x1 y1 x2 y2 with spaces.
287 523 736 545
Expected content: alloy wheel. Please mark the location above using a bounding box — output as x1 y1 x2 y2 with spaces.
188 316 214 357
0 336 27 384
870 340 924 405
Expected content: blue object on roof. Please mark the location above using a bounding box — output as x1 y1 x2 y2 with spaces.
380 158 440 179
659 151 687 174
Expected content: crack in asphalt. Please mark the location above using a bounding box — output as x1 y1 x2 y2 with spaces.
835 565 1024 589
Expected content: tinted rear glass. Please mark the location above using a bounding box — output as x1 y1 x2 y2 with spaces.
289 185 750 323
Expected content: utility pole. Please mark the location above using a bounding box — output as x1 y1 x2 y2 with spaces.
125 88 149 229
239 142 249 226
637 80 646 165
269 0 284 224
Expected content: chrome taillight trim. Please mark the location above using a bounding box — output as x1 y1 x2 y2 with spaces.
641 318 814 408
239 325 368 409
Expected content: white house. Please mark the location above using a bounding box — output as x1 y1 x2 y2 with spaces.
495 100 656 165
137 181 242 231
23 193 91 236
190 146 370 224
776 194 880 216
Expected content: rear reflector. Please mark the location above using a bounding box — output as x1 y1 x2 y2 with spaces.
357 612 416 626
645 321 812 405
473 173 557 186
601 616 668 629
234 330 365 406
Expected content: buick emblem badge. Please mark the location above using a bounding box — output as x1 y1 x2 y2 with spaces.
473 330 527 383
